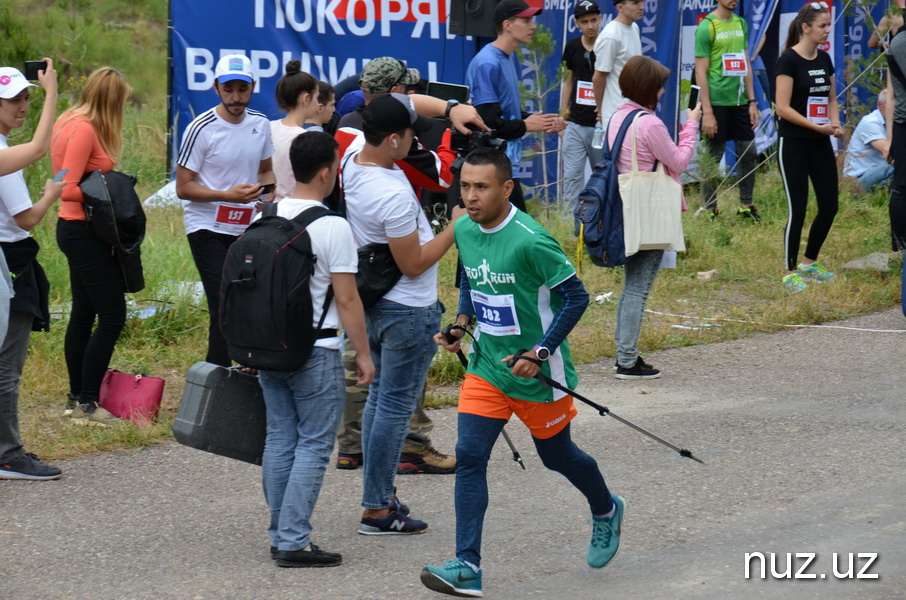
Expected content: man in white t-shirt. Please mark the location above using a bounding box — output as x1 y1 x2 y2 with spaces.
176 54 276 366
0 64 64 481
343 94 459 535
592 0 644 126
257 131 374 568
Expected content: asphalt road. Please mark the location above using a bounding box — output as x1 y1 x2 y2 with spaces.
2 308 904 600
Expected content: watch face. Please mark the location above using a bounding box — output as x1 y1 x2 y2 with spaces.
537 348 550 360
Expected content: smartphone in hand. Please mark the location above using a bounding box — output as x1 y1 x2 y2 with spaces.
688 85 701 110
258 183 276 195
24 60 49 81
52 169 69 183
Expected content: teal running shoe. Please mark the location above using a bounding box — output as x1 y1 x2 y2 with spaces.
798 261 835 282
782 273 808 293
420 558 483 597
588 494 625 568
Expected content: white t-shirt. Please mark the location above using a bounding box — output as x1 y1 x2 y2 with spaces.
0 135 33 244
594 20 642 125
269 119 306 202
252 198 358 350
177 107 275 236
342 152 438 307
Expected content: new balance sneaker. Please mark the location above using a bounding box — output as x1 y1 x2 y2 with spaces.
0 452 63 480
588 494 625 568
782 272 808 293
798 261 835 282
615 362 661 380
737 205 762 223
390 489 410 516
420 558 483 597
358 510 428 535
275 544 342 568
70 403 119 427
336 451 363 470
612 355 652 372
398 447 456 474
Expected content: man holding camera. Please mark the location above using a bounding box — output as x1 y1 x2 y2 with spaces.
465 0 566 211
175 54 276 366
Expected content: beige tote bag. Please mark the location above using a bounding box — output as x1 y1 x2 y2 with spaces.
618 112 685 256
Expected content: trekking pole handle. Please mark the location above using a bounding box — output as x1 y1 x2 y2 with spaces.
506 349 543 369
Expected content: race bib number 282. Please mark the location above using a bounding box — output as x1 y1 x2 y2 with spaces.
470 290 521 336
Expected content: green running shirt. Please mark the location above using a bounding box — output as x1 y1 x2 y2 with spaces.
455 207 579 403
695 13 750 107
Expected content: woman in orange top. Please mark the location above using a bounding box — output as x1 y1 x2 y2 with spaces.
51 67 131 426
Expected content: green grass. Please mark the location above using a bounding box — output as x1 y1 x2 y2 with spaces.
3 1 902 460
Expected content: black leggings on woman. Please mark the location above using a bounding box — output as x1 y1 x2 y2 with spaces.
778 135 839 271
56 219 126 402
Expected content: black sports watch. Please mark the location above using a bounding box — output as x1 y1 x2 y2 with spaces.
533 344 551 361
444 100 460 120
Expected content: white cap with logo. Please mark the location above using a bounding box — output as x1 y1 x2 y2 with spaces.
0 68 37 99
214 54 255 84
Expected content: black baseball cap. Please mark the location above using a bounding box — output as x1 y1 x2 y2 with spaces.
574 0 601 17
494 0 542 25
364 93 433 134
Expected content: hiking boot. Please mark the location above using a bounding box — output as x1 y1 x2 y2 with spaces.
358 510 428 535
0 452 63 481
398 447 456 474
798 261 835 282
275 544 342 568
71 403 119 427
588 494 625 568
737 205 762 223
612 355 652 372
421 558 483 597
615 362 661 380
336 451 363 470
63 393 79 416
782 273 808 293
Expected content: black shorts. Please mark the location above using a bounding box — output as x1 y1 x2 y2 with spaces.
705 105 755 146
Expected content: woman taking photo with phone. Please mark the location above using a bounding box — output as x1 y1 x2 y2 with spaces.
51 67 131 425
608 55 701 379
775 2 842 293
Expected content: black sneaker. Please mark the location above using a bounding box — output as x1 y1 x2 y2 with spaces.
0 452 63 480
612 356 652 372
336 451 363 470
737 205 762 223
615 362 661 380
275 544 342 568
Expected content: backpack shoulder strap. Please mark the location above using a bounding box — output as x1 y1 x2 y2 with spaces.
261 202 279 218
286 204 338 332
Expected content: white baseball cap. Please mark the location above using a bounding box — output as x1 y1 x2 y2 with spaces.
0 68 37 100
214 54 254 84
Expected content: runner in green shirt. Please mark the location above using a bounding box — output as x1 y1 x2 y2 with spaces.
420 148 624 598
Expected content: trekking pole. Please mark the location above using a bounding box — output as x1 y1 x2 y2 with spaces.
507 351 704 464
441 325 525 470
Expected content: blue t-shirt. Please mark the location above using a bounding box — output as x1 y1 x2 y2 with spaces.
466 44 523 177
843 108 887 178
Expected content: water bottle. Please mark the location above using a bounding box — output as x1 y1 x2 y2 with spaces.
591 123 604 149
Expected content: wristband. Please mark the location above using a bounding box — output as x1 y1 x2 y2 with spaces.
747 99 757 104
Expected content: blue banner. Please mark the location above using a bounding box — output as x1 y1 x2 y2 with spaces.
744 0 780 153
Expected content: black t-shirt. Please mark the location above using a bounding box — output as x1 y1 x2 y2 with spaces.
561 37 598 127
775 48 835 138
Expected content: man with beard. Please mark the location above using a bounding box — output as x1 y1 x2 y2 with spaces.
176 54 276 366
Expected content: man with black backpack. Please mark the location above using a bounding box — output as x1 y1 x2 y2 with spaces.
236 131 373 568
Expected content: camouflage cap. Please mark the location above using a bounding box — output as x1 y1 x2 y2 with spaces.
360 57 420 94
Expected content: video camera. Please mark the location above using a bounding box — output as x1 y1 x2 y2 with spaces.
450 126 508 175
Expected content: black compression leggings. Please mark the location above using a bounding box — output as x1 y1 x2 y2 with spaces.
778 135 839 271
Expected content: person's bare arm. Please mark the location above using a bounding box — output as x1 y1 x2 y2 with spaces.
0 58 58 177
387 224 455 279
12 179 63 231
561 71 576 117
592 70 608 122
332 272 374 386
696 56 717 138
175 165 262 204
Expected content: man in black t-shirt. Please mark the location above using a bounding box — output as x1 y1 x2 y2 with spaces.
886 11 906 254
559 0 603 211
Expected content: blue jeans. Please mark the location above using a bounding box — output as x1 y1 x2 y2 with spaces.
259 347 344 551
615 249 664 367
561 122 602 213
361 299 441 509
455 414 611 568
856 162 894 192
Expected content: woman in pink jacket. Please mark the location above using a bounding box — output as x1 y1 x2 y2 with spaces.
607 55 701 379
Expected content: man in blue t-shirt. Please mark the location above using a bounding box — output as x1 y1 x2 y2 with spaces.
465 0 566 210
844 90 893 192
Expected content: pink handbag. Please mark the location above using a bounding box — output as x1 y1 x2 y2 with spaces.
98 369 165 425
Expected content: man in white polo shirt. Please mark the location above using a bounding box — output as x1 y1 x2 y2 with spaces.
176 54 275 366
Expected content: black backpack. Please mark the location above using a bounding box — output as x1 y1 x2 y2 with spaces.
574 109 646 267
220 203 337 371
